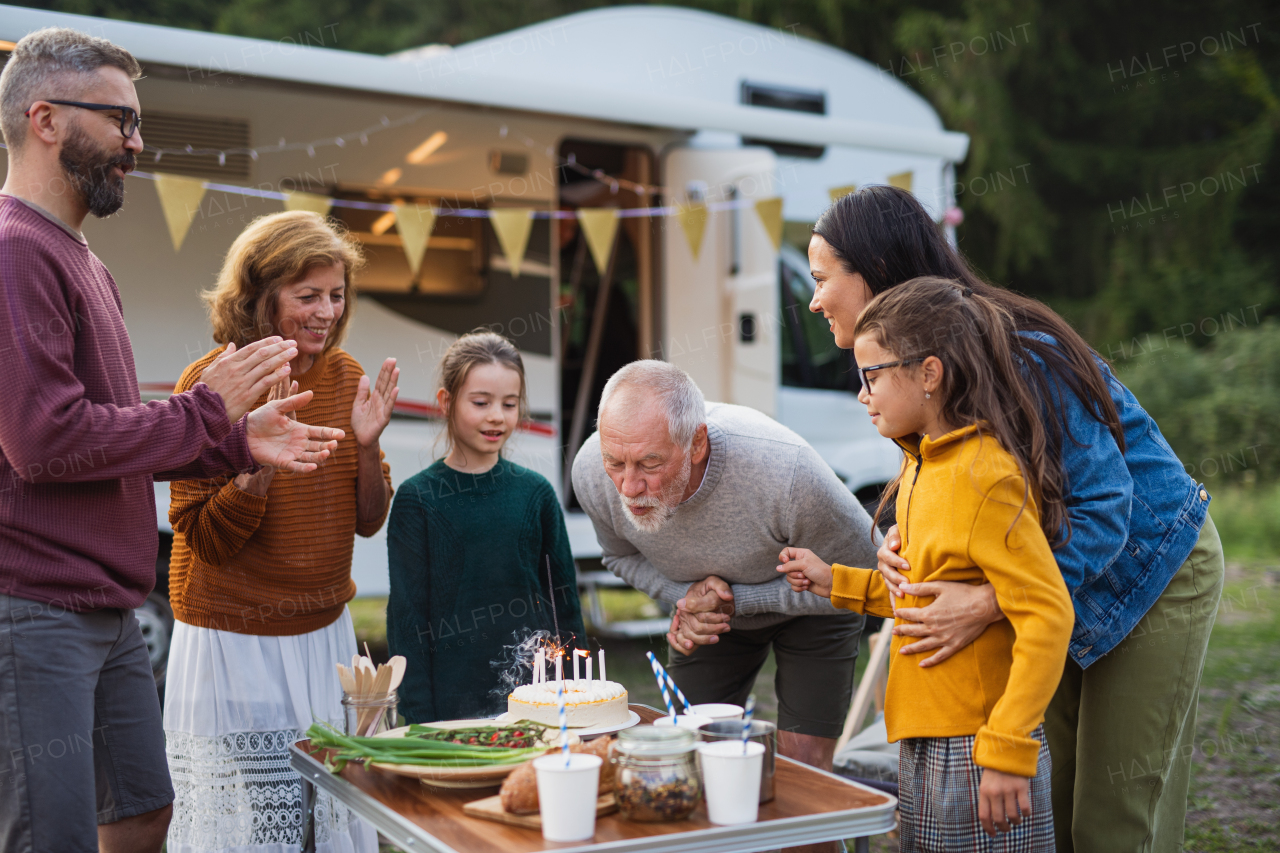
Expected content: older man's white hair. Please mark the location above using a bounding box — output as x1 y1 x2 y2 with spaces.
598 360 706 449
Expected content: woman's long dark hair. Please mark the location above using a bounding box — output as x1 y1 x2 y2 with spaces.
854 278 1068 546
814 185 1125 471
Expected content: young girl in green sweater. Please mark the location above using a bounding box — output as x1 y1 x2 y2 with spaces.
386 332 584 723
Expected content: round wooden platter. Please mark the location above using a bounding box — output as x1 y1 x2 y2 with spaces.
369 718 580 789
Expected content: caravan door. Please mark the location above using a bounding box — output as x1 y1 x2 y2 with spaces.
660 147 780 415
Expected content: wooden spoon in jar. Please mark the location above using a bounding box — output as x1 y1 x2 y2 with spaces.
336 663 356 695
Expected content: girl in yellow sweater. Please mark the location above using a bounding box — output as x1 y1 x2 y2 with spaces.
780 277 1073 851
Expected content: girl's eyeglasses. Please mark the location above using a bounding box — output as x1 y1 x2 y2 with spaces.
24 100 142 139
856 357 926 393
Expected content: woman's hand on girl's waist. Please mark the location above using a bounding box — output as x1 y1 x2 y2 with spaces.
891 581 1005 668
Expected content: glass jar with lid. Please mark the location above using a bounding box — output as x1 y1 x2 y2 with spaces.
611 725 702 822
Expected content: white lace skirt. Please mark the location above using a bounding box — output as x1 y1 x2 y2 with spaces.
163 608 379 853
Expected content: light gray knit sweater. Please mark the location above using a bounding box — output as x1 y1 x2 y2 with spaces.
572 403 883 630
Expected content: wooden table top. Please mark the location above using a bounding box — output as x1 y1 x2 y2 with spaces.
294 704 893 853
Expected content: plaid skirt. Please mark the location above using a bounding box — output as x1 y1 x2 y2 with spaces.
898 726 1054 853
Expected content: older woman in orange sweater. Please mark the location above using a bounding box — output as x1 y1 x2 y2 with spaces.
163 211 398 853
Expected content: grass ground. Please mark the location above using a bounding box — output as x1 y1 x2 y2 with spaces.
363 555 1280 853
1205 483 1280 561
1183 561 1280 852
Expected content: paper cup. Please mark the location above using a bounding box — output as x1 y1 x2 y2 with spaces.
697 740 765 825
653 714 714 732
533 753 602 841
690 703 744 720
698 719 777 803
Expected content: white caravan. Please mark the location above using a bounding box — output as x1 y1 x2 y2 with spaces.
0 6 967 655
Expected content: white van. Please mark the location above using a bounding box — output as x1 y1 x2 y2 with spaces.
1 5 967 667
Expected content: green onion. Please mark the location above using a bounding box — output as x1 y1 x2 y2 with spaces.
306 721 556 772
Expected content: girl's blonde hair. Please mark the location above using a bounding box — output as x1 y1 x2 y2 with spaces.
204 211 365 350
438 331 528 458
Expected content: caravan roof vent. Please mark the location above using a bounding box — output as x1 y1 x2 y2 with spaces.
142 111 252 181
740 81 827 159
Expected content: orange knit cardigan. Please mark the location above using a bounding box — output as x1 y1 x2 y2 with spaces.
167 346 392 636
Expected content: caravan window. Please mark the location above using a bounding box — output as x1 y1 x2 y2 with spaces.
740 82 826 159
334 191 554 357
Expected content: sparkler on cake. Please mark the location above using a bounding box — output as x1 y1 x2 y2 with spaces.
507 647 629 728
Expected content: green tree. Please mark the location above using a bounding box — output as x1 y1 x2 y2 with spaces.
887 0 1279 343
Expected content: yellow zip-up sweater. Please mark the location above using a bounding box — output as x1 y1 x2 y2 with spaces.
832 424 1072 777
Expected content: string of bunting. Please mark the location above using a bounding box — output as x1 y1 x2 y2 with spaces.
133 168 794 270
1 130 900 272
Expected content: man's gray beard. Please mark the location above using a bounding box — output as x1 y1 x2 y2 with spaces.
618 452 692 534
59 123 132 218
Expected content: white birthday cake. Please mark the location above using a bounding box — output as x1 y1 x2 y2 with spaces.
508 680 630 728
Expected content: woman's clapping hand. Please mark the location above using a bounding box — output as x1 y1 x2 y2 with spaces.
351 358 400 449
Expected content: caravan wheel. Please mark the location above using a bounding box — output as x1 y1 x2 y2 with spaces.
134 591 175 691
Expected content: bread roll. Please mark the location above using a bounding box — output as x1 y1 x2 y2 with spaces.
499 736 615 814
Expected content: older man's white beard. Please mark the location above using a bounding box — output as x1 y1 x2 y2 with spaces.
619 454 692 534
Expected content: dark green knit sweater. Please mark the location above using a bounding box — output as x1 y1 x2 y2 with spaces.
386 457 585 723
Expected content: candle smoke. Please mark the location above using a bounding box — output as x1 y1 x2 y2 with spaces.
488 628 574 703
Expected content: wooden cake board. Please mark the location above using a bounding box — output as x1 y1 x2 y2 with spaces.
463 793 618 829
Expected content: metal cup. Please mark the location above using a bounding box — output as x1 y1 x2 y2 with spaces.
696 719 776 803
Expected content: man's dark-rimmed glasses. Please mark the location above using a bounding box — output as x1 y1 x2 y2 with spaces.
24 100 141 139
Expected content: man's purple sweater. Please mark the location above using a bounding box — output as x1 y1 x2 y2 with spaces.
0 195 255 611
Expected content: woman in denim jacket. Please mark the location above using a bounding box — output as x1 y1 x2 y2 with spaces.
808 186 1223 853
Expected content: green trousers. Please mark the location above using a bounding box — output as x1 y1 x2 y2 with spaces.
1045 514 1224 853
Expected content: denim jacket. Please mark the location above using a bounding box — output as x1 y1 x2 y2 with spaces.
1022 332 1209 667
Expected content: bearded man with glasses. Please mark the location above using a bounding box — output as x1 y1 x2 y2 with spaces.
0 27 347 853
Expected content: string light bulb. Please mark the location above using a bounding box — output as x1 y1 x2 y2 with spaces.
406 131 448 165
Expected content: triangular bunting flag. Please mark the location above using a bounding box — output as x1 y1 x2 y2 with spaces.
576 208 620 275
754 197 784 251
490 209 534 278
283 191 332 217
828 184 857 202
676 203 708 260
888 171 914 192
394 203 437 276
154 174 207 252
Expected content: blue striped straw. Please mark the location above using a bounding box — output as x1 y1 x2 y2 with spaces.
742 694 756 754
645 651 677 722
664 670 692 714
558 679 569 767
